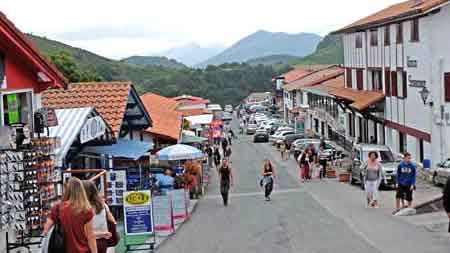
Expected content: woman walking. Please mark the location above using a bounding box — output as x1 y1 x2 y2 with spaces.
218 159 234 206
298 148 313 182
213 146 221 169
362 151 385 208
279 141 286 160
224 145 232 160
83 181 118 253
43 177 97 253
260 159 276 201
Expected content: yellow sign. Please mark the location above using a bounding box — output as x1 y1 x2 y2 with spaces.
125 191 151 205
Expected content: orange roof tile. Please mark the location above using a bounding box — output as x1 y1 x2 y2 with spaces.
178 108 212 117
335 0 448 33
172 95 210 105
42 82 132 137
280 65 333 84
330 88 385 111
140 93 182 141
304 75 345 95
284 66 344 92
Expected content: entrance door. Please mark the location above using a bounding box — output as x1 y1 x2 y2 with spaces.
321 121 325 137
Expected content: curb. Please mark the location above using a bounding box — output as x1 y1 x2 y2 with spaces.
413 194 443 210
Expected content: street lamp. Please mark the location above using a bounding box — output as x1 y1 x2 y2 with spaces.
419 86 433 106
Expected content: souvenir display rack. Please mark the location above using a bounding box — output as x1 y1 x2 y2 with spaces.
0 137 60 252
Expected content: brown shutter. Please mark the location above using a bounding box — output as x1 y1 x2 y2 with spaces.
356 69 364 90
385 69 391 96
384 26 390 46
391 71 398 97
411 19 419 42
402 71 408 98
396 23 403 44
445 73 450 102
346 68 352 88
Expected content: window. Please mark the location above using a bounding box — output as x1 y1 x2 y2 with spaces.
371 70 382 91
346 68 352 88
384 26 390 46
355 34 363 48
356 69 364 90
370 30 378 46
396 23 403 44
385 69 391 96
401 71 408 98
391 71 398 96
445 72 450 102
2 92 33 126
411 18 419 42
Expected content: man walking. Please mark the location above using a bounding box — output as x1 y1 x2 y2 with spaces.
394 152 416 214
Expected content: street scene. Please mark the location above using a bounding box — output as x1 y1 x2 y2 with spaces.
1 0 450 252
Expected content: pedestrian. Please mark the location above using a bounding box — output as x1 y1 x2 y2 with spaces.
394 152 416 214
218 159 234 206
205 144 213 168
227 130 233 145
260 159 276 201
43 177 97 253
213 147 221 169
221 136 229 154
82 180 118 253
279 141 286 160
318 146 328 180
362 151 385 208
239 121 245 134
155 168 175 194
442 178 450 235
298 148 312 182
285 142 291 160
224 145 232 160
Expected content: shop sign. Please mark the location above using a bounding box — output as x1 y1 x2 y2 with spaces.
123 190 153 235
409 80 426 88
407 58 418 68
80 116 106 144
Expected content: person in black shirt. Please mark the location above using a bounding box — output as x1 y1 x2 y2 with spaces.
218 159 234 206
213 147 221 169
260 159 276 201
205 145 213 167
443 178 450 234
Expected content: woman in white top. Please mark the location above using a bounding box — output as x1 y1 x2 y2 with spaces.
83 180 117 253
362 151 386 208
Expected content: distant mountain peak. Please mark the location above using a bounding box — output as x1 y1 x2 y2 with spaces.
157 43 226 67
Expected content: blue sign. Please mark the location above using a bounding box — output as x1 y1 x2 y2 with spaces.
123 191 153 235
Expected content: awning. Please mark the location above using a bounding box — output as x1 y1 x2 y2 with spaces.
181 133 208 144
81 139 154 160
156 144 204 161
330 88 385 111
185 114 213 126
47 107 110 164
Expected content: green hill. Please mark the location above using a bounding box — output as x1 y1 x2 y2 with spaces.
246 54 301 66
26 34 283 106
121 56 187 69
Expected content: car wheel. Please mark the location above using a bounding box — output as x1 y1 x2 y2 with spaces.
350 172 356 185
432 173 439 186
360 173 365 190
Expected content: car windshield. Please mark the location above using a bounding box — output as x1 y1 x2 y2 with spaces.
362 150 395 162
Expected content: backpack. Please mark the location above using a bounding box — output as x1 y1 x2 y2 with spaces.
48 205 65 252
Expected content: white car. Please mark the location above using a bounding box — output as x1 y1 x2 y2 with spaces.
270 130 295 142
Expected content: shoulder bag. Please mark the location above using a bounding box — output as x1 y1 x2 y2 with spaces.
105 206 120 247
48 205 65 252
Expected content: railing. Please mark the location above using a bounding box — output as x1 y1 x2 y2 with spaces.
329 129 353 152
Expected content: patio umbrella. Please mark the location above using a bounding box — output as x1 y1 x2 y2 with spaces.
156 144 204 161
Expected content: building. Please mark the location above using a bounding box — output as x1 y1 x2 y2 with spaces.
334 0 450 165
245 92 272 104
172 94 210 111
0 11 67 129
140 93 183 149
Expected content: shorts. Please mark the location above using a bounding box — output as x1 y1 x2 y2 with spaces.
396 185 413 202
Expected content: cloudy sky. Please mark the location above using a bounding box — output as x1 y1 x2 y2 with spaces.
2 0 400 59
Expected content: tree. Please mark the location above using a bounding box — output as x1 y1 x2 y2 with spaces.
50 51 103 82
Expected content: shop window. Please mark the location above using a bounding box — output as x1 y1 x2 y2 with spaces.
411 19 420 42
2 92 33 126
384 26 390 46
396 23 403 44
355 34 363 48
370 30 378 46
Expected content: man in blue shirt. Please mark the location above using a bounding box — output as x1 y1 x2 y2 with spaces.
395 152 416 213
156 168 175 194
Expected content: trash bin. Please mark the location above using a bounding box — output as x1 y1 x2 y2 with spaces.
423 159 431 170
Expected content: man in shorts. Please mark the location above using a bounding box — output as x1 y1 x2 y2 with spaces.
394 152 416 214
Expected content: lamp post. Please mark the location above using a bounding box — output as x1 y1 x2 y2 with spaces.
419 86 433 106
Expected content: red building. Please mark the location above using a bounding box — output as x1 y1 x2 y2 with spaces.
0 11 67 127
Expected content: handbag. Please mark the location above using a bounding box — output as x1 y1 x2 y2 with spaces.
105 207 120 247
48 205 65 252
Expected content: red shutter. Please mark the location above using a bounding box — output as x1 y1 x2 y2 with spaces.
402 71 408 98
384 26 390 46
356 70 364 90
397 23 403 44
346 68 352 88
385 69 391 96
391 71 398 97
445 73 450 102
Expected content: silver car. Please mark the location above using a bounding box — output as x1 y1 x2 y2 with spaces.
432 159 450 185
350 144 398 189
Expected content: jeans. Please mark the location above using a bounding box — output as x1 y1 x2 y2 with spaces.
263 176 273 198
220 180 230 205
319 160 327 179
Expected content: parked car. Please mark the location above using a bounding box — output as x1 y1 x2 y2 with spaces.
270 130 295 144
350 144 398 189
293 140 338 161
253 130 269 143
291 138 319 151
432 159 450 185
246 123 258 135
282 134 307 148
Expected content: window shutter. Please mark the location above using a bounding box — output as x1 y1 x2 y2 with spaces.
391 71 398 97
396 23 403 44
356 69 363 90
385 69 391 96
402 71 407 98
346 68 352 88
411 19 419 42
445 73 450 102
384 26 390 46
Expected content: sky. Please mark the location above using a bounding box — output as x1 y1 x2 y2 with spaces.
2 0 401 60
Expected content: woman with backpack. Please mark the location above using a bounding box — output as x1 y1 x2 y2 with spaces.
83 180 118 253
43 177 97 253
362 151 386 208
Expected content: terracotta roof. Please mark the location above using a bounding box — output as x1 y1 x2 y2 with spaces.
284 66 344 92
303 75 345 96
335 0 449 33
279 65 333 84
330 88 385 111
172 95 210 105
0 11 68 88
178 108 212 117
140 93 182 141
42 82 133 137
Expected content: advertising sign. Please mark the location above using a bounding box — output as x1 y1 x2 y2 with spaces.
172 189 188 222
123 190 153 235
153 193 174 233
80 116 106 144
106 170 126 206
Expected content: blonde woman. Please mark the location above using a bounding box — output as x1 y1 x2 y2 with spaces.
43 177 97 253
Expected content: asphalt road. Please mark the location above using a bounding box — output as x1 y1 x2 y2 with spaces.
157 124 450 253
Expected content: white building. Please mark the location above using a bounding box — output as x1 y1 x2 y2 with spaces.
334 0 450 165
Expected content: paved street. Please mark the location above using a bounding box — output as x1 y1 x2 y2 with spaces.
158 127 450 253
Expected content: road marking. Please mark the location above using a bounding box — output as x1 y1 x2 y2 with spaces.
205 187 304 199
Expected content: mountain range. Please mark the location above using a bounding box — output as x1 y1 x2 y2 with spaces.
121 56 187 69
158 43 226 67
